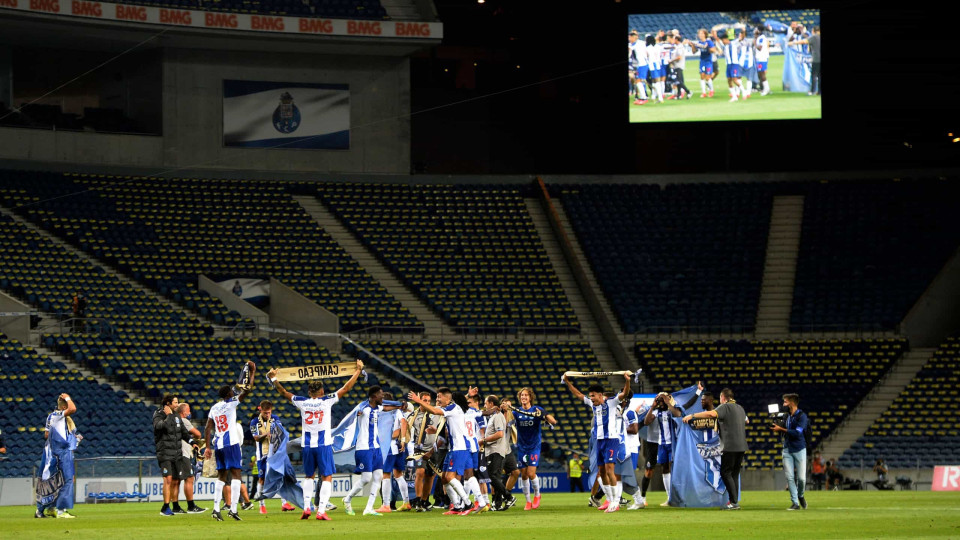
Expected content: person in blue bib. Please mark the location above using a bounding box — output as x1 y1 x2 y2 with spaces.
513 387 558 511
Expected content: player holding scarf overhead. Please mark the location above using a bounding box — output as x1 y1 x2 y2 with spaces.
512 387 558 510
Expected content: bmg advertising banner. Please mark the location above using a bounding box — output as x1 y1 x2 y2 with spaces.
223 80 350 149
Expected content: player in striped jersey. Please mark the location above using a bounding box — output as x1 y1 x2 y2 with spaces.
719 30 745 102
738 29 754 99
203 361 256 522
267 359 363 520
564 373 631 513
377 392 412 513
407 387 475 515
628 30 649 105
341 384 402 517
754 27 772 95
644 392 678 506
465 391 492 512
645 35 663 103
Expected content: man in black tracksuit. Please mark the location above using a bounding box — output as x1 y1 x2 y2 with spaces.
154 394 194 516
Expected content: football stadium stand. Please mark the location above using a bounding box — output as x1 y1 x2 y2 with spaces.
841 337 960 469
791 180 960 332
316 183 578 332
627 12 738 40
559 183 773 334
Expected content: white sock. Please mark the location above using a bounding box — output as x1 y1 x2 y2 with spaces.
214 480 224 511
615 481 623 506
380 476 393 508
746 80 753 95
317 481 332 513
397 475 410 504
444 484 455 507
663 473 672 500
365 470 383 512
638 82 647 99
281 497 287 505
532 476 541 497
230 479 241 513
700 80 706 93
466 477 484 506
521 478 531 502
602 483 613 502
658 82 665 99
763 80 770 93
301 478 314 511
345 472 370 502
449 478 469 505
707 79 714 92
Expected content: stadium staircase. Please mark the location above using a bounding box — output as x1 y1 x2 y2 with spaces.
292 194 448 338
524 199 625 361
819 347 935 461
755 195 804 337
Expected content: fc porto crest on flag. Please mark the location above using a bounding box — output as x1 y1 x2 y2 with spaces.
272 92 301 134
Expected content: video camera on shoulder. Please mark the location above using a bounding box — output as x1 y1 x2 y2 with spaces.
768 403 787 428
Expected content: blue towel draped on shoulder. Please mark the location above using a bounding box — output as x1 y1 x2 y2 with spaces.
260 422 304 509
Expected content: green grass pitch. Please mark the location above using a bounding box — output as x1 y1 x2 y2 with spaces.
628 55 821 123
4 491 960 540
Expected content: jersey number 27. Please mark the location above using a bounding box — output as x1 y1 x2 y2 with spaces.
305 411 324 425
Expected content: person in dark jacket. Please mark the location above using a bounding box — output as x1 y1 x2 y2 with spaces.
771 393 809 510
154 394 193 517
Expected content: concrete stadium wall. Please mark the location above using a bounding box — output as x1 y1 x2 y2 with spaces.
0 49 410 174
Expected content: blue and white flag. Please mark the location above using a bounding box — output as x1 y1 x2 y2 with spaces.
223 80 350 149
332 400 403 453
667 385 728 508
261 422 304 509
781 38 812 93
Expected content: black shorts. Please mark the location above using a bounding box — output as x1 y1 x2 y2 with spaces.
178 456 195 480
642 441 659 470
502 451 519 473
159 458 190 480
475 453 491 481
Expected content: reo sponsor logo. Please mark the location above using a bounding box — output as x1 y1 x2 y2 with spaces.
204 12 237 28
71 0 100 16
395 22 430 37
159 8 191 24
298 18 332 33
933 465 960 491
29 0 59 12
115 4 146 20
251 15 283 31
347 20 380 35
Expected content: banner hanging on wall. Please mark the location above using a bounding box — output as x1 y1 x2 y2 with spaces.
223 80 350 149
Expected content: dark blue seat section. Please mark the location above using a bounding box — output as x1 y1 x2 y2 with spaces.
626 12 737 40
316 183 578 333
0 335 154 478
637 338 906 469
841 337 960 469
560 183 774 334
114 0 386 19
791 179 960 332
0 170 420 332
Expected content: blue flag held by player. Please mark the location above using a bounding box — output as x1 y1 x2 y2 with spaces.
667 385 728 508
260 422 304 509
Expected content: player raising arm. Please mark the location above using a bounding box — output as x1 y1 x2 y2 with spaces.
204 361 256 522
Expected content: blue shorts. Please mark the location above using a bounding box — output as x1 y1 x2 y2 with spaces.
652 67 663 79
215 444 242 471
699 62 713 75
657 443 674 465
443 449 471 475
632 453 639 470
470 450 480 471
518 445 540 468
636 66 649 79
383 450 407 473
757 61 768 72
726 64 741 78
596 438 620 465
257 457 267 479
304 445 336 477
355 448 384 474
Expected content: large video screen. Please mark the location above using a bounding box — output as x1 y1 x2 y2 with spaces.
627 10 820 123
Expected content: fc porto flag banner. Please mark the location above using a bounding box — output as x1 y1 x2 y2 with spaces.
781 41 812 93
223 80 350 149
667 385 728 508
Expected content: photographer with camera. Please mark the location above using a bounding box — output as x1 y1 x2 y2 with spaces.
771 393 809 510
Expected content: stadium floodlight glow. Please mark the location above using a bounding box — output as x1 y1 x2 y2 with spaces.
953 138 959 143
478 0 485 3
